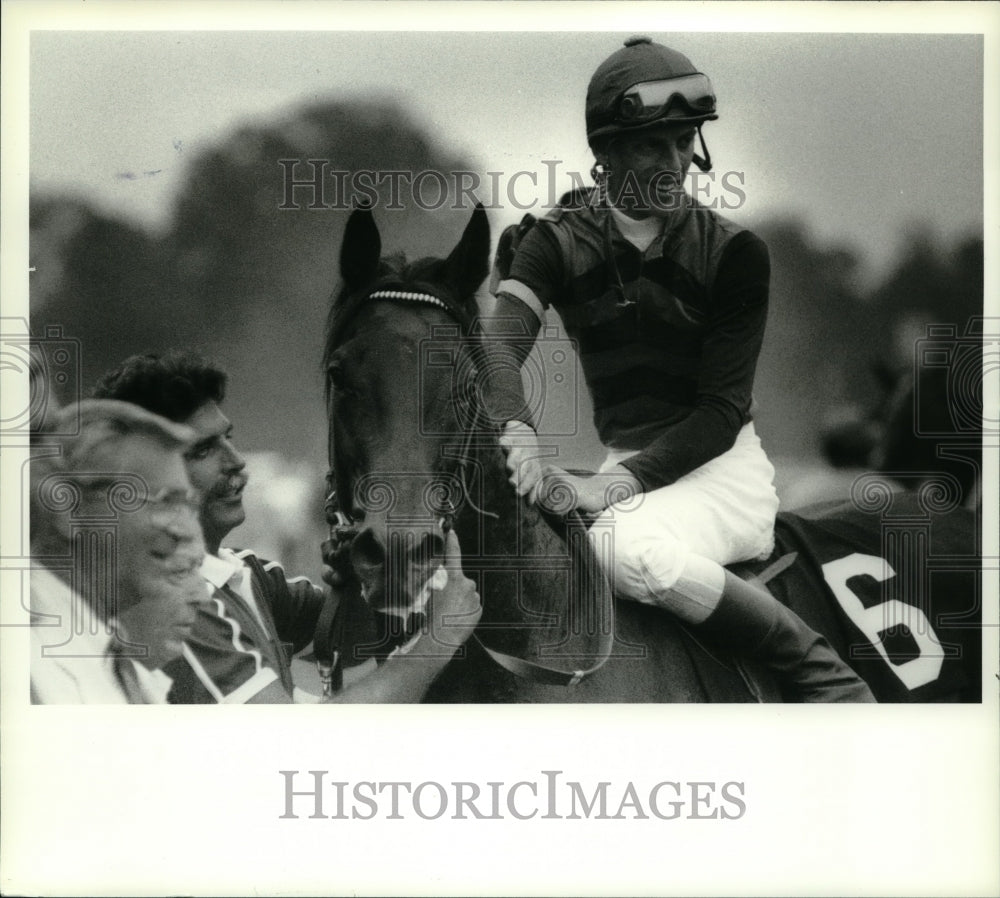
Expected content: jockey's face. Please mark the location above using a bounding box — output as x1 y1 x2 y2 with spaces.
603 121 697 220
182 401 248 554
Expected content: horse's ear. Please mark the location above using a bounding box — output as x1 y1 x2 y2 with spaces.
444 203 490 308
340 204 382 289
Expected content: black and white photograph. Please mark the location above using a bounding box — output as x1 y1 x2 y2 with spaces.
1 1 997 895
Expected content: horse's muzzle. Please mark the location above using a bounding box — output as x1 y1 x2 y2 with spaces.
350 520 445 617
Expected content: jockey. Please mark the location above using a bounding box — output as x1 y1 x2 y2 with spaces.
483 36 874 702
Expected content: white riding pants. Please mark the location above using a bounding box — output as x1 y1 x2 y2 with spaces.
587 422 779 624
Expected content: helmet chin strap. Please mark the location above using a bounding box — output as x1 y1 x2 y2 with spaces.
591 160 611 205
692 124 712 173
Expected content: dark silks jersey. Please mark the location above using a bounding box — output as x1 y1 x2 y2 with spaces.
742 491 983 702
500 197 769 491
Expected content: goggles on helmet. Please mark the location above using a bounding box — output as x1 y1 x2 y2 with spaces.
616 74 717 125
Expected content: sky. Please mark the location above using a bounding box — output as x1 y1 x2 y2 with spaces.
23 9 993 284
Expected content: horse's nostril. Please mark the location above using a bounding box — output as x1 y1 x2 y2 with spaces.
423 530 446 562
351 528 385 570
376 528 445 568
400 530 445 568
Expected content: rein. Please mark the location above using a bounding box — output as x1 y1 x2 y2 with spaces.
471 504 615 687
321 287 616 689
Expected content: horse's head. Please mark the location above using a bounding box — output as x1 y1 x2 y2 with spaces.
324 204 490 619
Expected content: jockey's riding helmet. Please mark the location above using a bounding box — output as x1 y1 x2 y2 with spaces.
586 36 718 148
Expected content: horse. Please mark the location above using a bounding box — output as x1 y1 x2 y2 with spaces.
320 205 982 703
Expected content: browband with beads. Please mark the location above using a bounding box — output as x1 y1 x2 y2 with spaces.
368 290 451 313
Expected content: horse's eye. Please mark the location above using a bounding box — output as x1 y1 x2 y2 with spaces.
328 362 348 393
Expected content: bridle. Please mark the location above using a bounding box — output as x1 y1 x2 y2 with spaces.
323 287 498 536
319 285 616 691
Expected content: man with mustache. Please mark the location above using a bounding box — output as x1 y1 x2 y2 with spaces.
30 399 206 703
94 351 480 703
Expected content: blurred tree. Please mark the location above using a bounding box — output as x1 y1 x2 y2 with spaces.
30 100 476 468
752 219 982 465
162 99 475 464
869 228 983 369
29 196 195 404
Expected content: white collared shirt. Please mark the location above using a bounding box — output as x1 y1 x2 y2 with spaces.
29 566 171 704
199 548 269 632
609 205 665 253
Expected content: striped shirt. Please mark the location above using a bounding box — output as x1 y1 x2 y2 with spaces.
163 549 327 703
495 195 770 491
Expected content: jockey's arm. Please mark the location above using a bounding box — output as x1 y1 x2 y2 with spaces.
479 290 553 500
479 289 542 429
481 289 643 510
483 218 564 435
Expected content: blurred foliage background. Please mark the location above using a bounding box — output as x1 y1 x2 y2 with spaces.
29 100 984 577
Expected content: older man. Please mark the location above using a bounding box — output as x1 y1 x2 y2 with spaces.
93 351 481 703
30 400 206 703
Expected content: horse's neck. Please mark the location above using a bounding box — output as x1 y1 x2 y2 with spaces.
454 437 604 659
456 436 565 557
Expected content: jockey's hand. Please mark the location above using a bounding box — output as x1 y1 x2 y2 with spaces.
425 529 482 654
536 464 643 516
498 420 547 502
